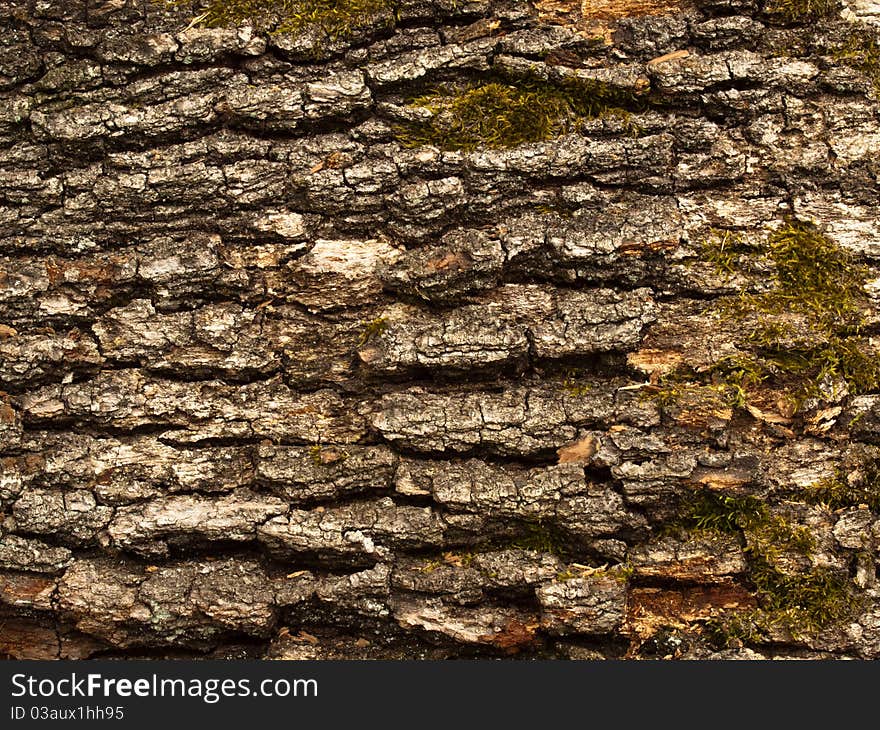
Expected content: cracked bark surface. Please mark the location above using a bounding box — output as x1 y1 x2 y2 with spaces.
3 0 880 660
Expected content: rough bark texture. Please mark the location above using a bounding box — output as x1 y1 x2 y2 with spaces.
3 0 880 660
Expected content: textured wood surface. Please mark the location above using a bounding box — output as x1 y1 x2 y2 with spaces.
2 0 880 659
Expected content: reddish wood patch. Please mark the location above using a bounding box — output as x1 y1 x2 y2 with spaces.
627 584 756 639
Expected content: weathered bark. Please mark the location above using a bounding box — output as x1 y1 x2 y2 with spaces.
2 0 880 659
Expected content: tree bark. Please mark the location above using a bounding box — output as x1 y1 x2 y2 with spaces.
2 0 880 659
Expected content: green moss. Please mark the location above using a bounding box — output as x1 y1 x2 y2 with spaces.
357 317 388 346
805 463 880 510
672 219 880 417
763 0 839 22
678 491 769 533
746 522 856 636
649 379 749 416
765 219 866 328
561 368 593 397
307 443 349 467
419 551 476 573
733 335 880 403
676 489 859 640
708 220 878 404
707 355 766 393
752 522 854 628
699 229 751 278
395 75 639 151
535 203 575 218
706 573 858 645
307 444 324 466
832 31 880 93
511 521 571 557
745 320 798 349
748 557 859 635
704 553 860 646
746 514 815 564
702 614 765 649
766 337 880 398
719 220 865 328
166 0 397 38
611 564 635 582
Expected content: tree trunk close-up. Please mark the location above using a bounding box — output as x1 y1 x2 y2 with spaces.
3 0 880 660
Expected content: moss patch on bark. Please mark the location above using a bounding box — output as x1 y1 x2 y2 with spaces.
395 76 639 151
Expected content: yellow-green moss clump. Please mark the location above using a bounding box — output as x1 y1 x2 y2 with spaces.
763 0 839 22
357 316 388 346
805 463 880 510
678 489 860 641
833 31 880 94
744 511 857 635
650 380 749 417
703 219 880 405
707 563 858 646
395 77 637 151
562 368 594 397
172 0 396 37
747 560 859 634
699 229 754 278
511 520 572 557
764 219 865 326
678 490 768 533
